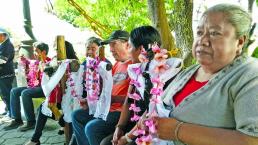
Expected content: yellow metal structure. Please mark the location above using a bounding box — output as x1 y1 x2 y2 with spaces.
67 0 112 38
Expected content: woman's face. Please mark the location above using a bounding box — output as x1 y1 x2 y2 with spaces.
86 42 99 58
192 12 245 73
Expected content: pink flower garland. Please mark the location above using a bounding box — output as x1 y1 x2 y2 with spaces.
66 61 78 98
20 57 40 88
128 43 169 145
85 57 101 103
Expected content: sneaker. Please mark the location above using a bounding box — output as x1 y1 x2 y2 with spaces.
58 127 64 135
17 122 35 132
24 140 40 145
3 120 23 131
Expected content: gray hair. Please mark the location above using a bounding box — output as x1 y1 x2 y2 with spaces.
85 37 102 46
203 4 252 39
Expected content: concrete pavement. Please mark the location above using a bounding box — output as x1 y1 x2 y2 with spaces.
0 117 65 145
0 101 65 145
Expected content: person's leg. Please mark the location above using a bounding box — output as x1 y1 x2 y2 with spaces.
71 108 94 145
3 87 26 130
31 104 55 142
85 111 121 145
0 76 14 115
21 86 45 123
100 134 113 145
10 87 27 120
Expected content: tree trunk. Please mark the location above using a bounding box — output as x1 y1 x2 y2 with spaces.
248 0 255 13
147 0 176 56
173 0 194 67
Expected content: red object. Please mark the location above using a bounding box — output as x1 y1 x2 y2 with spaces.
173 75 208 106
48 84 62 104
110 60 132 112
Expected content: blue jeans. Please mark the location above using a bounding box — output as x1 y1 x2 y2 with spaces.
72 109 120 145
0 76 14 115
10 86 45 122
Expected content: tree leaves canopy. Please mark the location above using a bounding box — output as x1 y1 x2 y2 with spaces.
54 0 151 38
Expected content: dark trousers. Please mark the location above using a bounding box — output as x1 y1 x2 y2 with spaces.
72 108 121 145
31 104 55 142
0 76 14 115
31 104 66 142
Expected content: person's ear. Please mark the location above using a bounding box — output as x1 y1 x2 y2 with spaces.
139 45 144 52
125 41 130 50
236 35 246 55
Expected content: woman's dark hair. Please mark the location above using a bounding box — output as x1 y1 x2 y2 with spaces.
130 26 161 111
33 42 49 54
65 41 78 60
130 25 161 60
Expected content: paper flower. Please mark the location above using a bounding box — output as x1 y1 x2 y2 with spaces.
129 104 141 113
85 57 101 103
129 42 169 145
145 119 156 134
150 88 163 96
154 63 169 74
130 79 141 87
128 92 141 101
132 66 142 75
131 114 141 122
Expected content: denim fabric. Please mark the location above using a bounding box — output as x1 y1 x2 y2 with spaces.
72 108 120 145
10 86 45 122
0 76 14 115
72 109 94 145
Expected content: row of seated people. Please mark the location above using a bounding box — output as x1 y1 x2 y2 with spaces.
3 3 258 145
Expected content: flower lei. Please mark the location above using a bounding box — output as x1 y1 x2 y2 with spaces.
66 61 78 98
129 43 169 145
20 57 40 88
85 57 101 103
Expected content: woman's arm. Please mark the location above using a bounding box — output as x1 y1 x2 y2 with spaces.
154 117 258 145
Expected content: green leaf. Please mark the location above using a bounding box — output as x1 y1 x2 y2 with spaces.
251 46 258 58
54 0 151 38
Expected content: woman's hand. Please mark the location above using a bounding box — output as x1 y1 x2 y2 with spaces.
112 127 124 145
117 136 128 145
153 117 178 140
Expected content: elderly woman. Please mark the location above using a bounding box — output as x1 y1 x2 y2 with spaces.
149 3 258 145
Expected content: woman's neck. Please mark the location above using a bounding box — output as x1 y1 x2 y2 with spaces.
195 67 215 82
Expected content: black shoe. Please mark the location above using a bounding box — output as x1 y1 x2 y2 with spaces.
58 130 64 135
17 122 36 132
3 120 23 131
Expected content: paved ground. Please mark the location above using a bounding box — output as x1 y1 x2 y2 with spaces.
0 101 65 145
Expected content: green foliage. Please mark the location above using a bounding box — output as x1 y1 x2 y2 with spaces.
251 47 258 58
54 0 151 38
257 0 258 6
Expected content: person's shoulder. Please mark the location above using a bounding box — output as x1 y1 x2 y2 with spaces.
103 58 111 64
1 38 14 48
241 57 258 75
238 56 258 69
